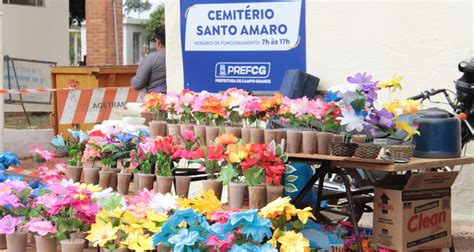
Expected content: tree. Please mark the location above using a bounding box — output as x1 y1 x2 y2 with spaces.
142 4 165 41
124 0 152 17
69 0 85 26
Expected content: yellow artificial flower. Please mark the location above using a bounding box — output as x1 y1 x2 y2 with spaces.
77 183 103 193
296 207 316 224
227 144 251 163
142 211 167 233
278 231 310 252
259 197 291 219
268 227 280 248
176 190 222 219
400 99 423 114
121 232 154 252
86 222 119 247
395 122 420 141
378 74 403 91
100 207 124 219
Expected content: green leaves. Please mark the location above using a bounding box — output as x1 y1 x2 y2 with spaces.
351 97 366 111
243 167 264 187
217 164 239 185
284 183 298 193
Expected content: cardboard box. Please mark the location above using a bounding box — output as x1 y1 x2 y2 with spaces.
373 171 458 251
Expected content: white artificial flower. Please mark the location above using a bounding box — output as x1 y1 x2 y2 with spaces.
340 91 362 107
149 193 178 214
91 187 113 202
329 83 358 94
337 108 367 132
61 179 75 187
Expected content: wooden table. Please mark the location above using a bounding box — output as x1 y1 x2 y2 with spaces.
286 153 474 251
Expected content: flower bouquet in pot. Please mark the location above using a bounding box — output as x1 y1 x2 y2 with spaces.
192 143 226 200
164 92 180 138
51 129 88 183
143 92 167 138
109 132 139 195
24 218 57 252
264 142 288 203
176 89 197 126
242 96 267 144
130 137 158 192
0 180 36 252
154 136 178 194
193 92 227 145
173 130 200 198
223 88 249 129
295 97 327 154
80 131 109 186
278 97 304 153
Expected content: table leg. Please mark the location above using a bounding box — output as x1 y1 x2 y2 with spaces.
291 161 332 207
336 168 363 252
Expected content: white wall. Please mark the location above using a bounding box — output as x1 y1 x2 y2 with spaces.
0 0 69 65
123 18 148 65
166 0 474 223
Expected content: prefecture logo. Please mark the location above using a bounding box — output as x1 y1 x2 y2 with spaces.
215 62 271 79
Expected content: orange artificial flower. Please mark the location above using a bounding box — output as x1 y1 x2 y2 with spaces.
216 133 238 145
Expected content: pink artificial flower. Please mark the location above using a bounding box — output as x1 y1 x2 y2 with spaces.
181 130 195 142
4 180 28 192
38 164 65 184
210 210 232 224
206 234 234 252
31 146 55 162
0 215 22 234
127 188 155 206
81 145 101 163
172 149 194 160
25 218 56 236
0 191 22 208
128 202 148 219
139 139 157 155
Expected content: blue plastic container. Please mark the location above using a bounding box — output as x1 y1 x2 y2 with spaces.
413 108 461 158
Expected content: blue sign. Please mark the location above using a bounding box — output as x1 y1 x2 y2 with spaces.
180 0 306 92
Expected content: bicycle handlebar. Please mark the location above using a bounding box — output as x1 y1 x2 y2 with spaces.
408 89 447 101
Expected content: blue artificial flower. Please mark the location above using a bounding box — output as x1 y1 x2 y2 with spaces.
0 152 19 171
67 129 81 141
168 228 199 252
153 209 202 247
240 215 272 243
114 132 138 143
324 91 341 103
139 130 150 138
354 109 368 118
78 131 89 144
51 134 66 149
259 244 278 252
67 129 89 144
228 209 257 227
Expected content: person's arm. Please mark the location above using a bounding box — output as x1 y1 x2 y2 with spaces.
131 55 153 91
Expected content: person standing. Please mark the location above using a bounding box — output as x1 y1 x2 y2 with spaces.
131 25 166 93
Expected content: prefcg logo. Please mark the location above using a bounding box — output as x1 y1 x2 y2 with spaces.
215 62 271 79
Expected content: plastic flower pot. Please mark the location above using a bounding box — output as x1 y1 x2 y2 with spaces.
0 234 5 249
35 235 57 252
241 128 251 144
98 170 113 189
66 165 83 183
224 127 242 139
317 132 334 155
167 123 181 137
205 126 220 146
83 167 100 185
149 120 167 138
175 176 192 198
193 125 207 142
248 185 267 209
266 185 284 204
285 131 302 153
302 131 319 154
156 176 174 194
138 173 156 191
109 169 120 191
117 173 132 195
202 179 223 200
264 129 278 145
60 239 85 252
6 231 28 252
249 128 264 144
229 182 247 209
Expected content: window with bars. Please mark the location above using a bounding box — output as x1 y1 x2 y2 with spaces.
2 0 44 7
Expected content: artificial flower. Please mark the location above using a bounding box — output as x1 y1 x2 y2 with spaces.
337 108 367 132
25 218 56 236
0 215 22 234
378 74 403 91
277 231 310 252
86 221 119 247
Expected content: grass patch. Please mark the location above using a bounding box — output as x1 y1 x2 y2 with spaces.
4 112 51 129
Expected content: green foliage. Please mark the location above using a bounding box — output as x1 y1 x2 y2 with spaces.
217 164 239 185
142 4 165 40
243 167 264 187
124 0 152 15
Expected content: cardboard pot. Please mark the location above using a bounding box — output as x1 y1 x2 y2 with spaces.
175 176 191 197
117 173 132 195
0 234 5 249
286 131 302 153
167 123 181 137
302 131 318 154
249 185 267 209
98 171 113 189
193 125 207 142
266 185 284 204
149 120 167 138
224 127 242 139
66 166 83 183
206 126 220 145
109 169 120 191
202 179 223 200
241 128 250 144
60 239 85 252
6 231 27 252
317 132 334 155
249 128 264 144
137 174 155 191
180 124 195 132
264 129 278 145
156 176 174 194
35 235 57 252
83 167 100 185
229 183 247 209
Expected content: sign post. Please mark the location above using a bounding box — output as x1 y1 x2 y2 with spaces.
180 0 306 92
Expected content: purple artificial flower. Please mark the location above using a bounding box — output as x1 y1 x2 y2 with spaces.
374 108 395 128
0 215 22 234
347 73 375 87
